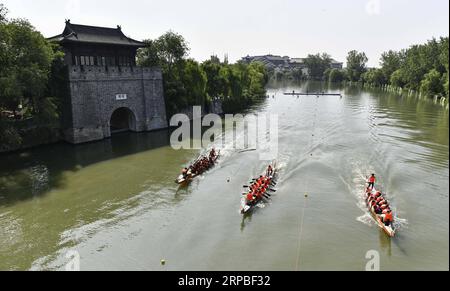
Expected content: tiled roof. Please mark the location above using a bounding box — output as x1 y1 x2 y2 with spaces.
48 21 144 47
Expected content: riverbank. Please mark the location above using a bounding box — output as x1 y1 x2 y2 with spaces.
337 81 450 108
0 120 61 154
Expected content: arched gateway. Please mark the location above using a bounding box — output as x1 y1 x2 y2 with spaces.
110 107 137 134
48 20 168 144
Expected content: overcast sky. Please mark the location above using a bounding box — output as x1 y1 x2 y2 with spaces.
2 0 449 67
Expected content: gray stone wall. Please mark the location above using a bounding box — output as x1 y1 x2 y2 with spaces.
64 65 168 144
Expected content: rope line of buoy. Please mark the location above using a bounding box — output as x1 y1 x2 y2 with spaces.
295 180 310 271
294 95 319 271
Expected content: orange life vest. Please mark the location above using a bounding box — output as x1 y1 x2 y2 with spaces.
369 176 376 183
385 212 393 222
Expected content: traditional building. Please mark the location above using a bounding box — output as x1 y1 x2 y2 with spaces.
241 54 344 76
48 20 167 144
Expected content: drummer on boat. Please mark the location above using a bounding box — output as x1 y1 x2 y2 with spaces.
209 148 217 159
367 174 376 190
267 165 274 177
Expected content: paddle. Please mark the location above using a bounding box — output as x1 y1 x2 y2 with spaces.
239 149 257 153
242 193 271 201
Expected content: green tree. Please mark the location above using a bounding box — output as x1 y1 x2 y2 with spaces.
220 62 267 113
247 62 267 97
182 59 207 106
328 68 346 83
138 32 267 117
138 32 191 117
439 37 449 97
0 3 7 23
138 31 189 71
136 39 160 67
362 68 385 86
201 57 225 98
0 18 55 118
380 50 404 84
304 53 332 80
346 50 368 82
420 69 443 97
0 7 60 149
291 67 304 81
390 69 406 88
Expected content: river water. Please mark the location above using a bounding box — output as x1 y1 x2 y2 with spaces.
0 82 448 271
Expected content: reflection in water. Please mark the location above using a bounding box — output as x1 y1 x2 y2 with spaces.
0 129 172 206
379 230 392 257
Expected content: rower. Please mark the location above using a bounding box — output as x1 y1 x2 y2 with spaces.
367 174 376 190
374 204 382 215
210 148 216 159
181 168 189 178
381 210 394 226
246 192 255 203
267 165 274 177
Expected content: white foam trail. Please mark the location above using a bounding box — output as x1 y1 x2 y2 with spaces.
343 160 408 231
357 213 374 226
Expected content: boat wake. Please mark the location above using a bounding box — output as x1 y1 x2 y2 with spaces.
344 161 408 231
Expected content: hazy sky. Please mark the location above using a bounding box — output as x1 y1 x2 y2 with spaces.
2 0 449 67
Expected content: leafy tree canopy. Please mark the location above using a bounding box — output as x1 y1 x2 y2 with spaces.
346 50 368 82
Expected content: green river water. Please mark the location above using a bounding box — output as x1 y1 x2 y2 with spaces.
0 82 448 271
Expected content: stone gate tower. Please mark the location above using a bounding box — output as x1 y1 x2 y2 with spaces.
49 21 168 144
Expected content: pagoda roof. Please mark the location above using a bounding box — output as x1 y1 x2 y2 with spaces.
48 20 144 47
